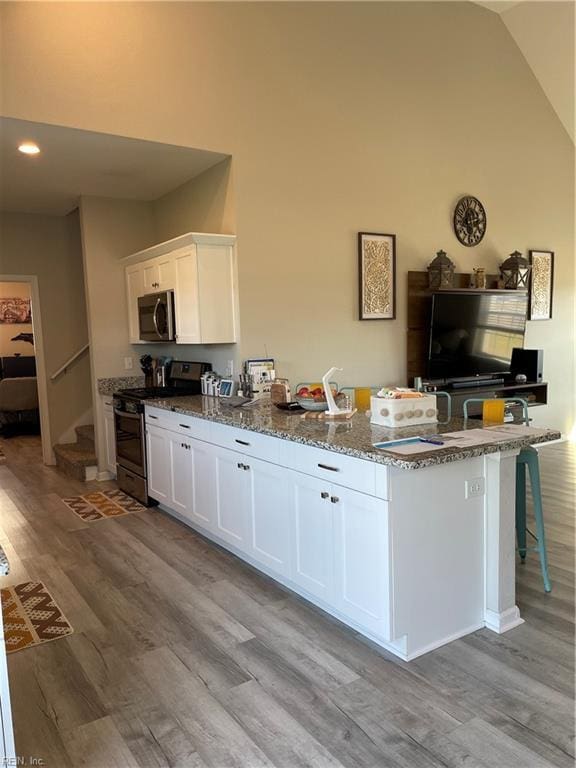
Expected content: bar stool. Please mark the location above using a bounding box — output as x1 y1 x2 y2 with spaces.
462 397 552 593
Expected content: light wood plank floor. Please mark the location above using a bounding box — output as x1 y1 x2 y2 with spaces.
0 435 573 768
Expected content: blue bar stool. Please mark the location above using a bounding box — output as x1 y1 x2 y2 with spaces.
516 446 552 592
463 396 551 593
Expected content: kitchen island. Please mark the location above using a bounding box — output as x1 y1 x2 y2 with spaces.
144 396 560 660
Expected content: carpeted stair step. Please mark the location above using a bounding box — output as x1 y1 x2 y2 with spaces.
53 442 98 482
75 424 95 452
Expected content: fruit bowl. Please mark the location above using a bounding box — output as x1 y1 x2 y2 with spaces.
294 395 330 412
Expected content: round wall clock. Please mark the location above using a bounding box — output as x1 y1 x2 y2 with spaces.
453 195 486 247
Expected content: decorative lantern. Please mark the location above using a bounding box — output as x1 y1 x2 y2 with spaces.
500 250 531 290
427 250 455 289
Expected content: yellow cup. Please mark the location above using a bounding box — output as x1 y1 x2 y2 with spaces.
483 399 505 424
355 387 372 411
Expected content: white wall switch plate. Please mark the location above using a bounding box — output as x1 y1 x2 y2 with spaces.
124 356 133 370
465 477 485 499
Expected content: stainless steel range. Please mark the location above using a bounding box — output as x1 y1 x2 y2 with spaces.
114 360 211 504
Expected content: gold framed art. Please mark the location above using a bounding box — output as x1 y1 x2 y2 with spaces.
358 232 396 320
528 250 554 321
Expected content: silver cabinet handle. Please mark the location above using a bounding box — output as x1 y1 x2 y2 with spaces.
330 496 339 504
235 439 250 446
237 462 244 469
320 491 329 499
243 464 250 471
318 463 340 472
148 414 158 420
179 424 190 429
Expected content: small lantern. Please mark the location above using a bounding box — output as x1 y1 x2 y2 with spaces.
427 250 455 289
500 250 531 290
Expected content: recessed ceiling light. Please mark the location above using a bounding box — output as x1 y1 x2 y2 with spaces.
18 142 40 155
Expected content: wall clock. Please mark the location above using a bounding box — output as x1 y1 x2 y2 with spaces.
453 195 486 247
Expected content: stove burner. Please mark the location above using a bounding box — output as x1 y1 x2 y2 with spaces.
117 386 198 401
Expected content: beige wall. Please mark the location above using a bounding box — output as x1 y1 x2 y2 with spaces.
153 158 235 240
501 1 575 142
0 281 33 357
0 210 92 443
2 1 573 432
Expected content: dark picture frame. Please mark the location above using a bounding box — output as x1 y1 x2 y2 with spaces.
358 232 396 320
528 250 554 321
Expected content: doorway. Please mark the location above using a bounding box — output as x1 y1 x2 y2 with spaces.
0 275 52 464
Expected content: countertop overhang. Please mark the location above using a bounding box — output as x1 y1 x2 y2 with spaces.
145 396 561 470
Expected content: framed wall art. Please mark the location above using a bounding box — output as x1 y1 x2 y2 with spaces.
358 232 396 320
528 250 554 321
0 297 32 324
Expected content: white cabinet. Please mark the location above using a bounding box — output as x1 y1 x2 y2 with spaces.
290 472 335 603
146 424 171 504
172 247 201 344
247 457 291 577
214 446 251 549
333 487 391 640
166 431 217 530
126 264 145 344
102 396 117 476
142 254 176 294
124 232 237 345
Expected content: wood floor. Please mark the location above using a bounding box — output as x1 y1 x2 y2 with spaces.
0 435 574 768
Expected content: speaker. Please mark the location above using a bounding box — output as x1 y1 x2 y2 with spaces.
510 348 544 383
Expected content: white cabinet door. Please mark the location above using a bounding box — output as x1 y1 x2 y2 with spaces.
168 432 193 518
290 471 334 603
102 398 117 476
197 244 236 343
173 247 201 344
333 488 391 640
214 446 250 549
188 438 217 531
126 264 145 343
146 424 170 503
143 254 176 293
246 457 291 577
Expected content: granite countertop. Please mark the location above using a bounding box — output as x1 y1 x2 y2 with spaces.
0 544 9 576
146 396 561 470
97 376 145 396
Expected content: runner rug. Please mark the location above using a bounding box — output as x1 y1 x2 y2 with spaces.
61 489 146 523
1 581 73 653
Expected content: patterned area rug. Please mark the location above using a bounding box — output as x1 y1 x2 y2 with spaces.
61 489 146 523
1 581 73 653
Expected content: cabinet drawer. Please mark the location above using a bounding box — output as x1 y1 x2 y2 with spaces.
285 442 379 496
145 406 211 442
210 422 283 465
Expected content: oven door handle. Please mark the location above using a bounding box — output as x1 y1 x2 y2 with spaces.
152 298 162 338
114 408 142 420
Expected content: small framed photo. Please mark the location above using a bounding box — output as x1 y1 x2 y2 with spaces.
528 250 554 321
358 232 396 320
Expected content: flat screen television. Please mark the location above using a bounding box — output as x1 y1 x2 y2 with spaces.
428 291 528 380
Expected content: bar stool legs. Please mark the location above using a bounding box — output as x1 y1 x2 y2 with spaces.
516 447 552 593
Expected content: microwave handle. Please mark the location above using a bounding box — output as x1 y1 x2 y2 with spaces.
152 297 161 337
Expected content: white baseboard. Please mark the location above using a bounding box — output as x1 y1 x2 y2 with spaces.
484 605 524 633
97 470 115 481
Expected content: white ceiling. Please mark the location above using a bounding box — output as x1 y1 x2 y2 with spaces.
0 118 228 216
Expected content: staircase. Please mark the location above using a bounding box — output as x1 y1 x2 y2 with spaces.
53 424 98 481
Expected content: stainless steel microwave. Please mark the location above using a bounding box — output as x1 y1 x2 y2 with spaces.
138 291 175 342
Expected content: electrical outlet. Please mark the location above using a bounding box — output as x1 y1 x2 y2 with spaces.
465 477 485 499
124 356 133 371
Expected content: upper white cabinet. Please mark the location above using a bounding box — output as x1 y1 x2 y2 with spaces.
124 232 237 345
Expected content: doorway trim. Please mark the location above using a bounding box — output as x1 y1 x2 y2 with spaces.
0 274 53 465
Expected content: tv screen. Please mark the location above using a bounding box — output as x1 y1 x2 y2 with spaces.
428 291 528 380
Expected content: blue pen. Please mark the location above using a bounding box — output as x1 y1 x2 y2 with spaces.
419 437 444 445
